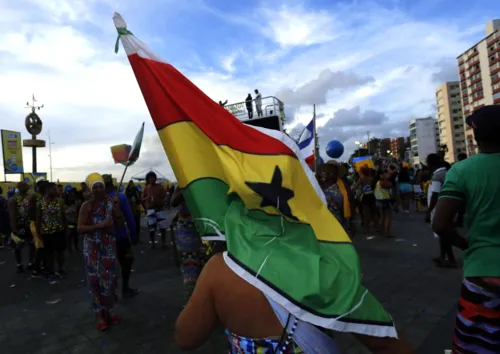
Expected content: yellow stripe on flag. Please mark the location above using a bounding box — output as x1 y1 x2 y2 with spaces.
158 122 350 243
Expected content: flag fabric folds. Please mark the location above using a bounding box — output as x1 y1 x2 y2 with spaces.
110 122 144 167
113 13 397 337
297 118 315 167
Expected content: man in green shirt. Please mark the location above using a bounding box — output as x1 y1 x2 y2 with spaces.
433 105 500 353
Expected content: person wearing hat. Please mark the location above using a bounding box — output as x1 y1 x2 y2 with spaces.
103 174 139 298
78 173 124 330
142 171 169 249
433 105 500 353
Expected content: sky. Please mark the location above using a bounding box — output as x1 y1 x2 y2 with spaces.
0 0 498 182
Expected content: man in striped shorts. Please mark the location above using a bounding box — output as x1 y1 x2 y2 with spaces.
433 105 500 353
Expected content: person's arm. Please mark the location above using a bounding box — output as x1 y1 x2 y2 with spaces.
432 167 468 250
171 186 184 208
425 175 443 222
59 200 67 231
119 194 137 244
35 202 42 238
8 198 18 235
112 198 125 229
353 332 416 354
175 255 219 350
77 202 112 234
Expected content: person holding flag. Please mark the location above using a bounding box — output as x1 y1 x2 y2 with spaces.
113 13 414 352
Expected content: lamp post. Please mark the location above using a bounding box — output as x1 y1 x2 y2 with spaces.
48 130 55 182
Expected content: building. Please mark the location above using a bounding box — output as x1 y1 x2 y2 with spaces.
436 82 466 163
409 117 439 168
390 137 410 160
457 19 500 155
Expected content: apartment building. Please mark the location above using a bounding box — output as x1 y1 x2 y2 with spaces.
390 137 409 160
436 82 466 163
457 19 500 155
409 117 439 168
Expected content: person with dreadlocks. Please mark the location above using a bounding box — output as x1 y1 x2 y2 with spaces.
142 171 169 249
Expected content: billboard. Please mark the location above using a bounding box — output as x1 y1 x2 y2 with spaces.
1 130 24 174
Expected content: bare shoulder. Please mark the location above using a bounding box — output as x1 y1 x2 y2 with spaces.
80 201 91 211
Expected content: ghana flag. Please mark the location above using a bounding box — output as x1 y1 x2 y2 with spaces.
113 13 396 337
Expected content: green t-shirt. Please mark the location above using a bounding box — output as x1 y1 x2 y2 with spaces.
439 153 500 277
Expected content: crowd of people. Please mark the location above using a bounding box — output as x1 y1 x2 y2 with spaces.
0 105 498 353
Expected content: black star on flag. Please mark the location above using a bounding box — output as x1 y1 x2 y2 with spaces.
245 166 297 220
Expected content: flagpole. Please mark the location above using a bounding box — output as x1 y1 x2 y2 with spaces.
313 104 318 172
117 162 129 193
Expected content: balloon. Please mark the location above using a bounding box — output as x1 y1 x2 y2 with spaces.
325 140 344 159
64 184 74 193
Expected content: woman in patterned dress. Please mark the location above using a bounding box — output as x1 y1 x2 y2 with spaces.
77 173 124 331
170 186 206 304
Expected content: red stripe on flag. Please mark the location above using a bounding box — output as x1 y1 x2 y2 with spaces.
128 54 294 156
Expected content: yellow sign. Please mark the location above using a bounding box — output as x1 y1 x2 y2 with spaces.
1 130 24 174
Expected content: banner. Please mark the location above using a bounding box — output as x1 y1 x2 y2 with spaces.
22 173 47 191
1 130 24 174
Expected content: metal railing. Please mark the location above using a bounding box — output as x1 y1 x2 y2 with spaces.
224 96 285 123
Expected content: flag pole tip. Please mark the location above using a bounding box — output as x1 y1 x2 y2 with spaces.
113 12 126 29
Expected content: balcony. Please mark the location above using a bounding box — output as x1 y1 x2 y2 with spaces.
225 96 285 129
490 57 500 67
487 33 500 47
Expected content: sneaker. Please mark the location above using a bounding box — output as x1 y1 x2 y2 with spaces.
109 313 121 324
97 320 109 331
48 275 59 285
31 271 43 279
16 264 24 274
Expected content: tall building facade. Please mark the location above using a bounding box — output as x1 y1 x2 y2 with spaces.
390 137 409 160
409 117 439 168
457 19 500 155
436 82 466 163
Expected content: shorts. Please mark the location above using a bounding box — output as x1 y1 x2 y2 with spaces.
376 199 392 211
43 231 66 252
30 221 44 249
399 183 412 194
453 277 500 353
361 193 376 206
116 238 134 265
147 209 168 231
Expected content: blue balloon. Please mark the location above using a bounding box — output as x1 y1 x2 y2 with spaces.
64 184 73 193
325 140 344 159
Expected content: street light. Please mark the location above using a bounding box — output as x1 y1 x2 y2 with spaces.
48 131 55 182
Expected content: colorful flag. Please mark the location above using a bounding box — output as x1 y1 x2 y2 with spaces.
128 122 145 165
352 156 375 172
110 144 131 166
114 13 396 337
110 122 144 167
297 118 315 167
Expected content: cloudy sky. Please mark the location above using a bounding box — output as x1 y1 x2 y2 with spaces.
0 0 498 182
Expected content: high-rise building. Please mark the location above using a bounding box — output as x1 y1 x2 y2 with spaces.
409 117 439 168
457 19 500 155
436 82 466 163
390 137 409 160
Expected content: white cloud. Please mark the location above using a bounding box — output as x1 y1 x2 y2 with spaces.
0 0 495 181
260 4 338 47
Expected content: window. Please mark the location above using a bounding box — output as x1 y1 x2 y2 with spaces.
454 124 462 129
454 117 461 122
452 109 460 113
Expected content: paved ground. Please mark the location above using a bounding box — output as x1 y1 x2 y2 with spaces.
0 207 464 353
